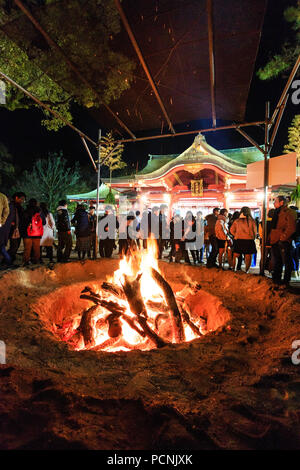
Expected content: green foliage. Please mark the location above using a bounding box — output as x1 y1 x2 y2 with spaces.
12 151 83 211
104 188 116 205
285 114 300 207
258 4 300 80
284 114 300 158
100 131 126 182
0 142 16 193
0 0 135 130
290 183 300 208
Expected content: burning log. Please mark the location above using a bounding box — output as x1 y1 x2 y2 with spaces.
146 299 169 313
121 313 146 337
180 308 203 337
101 282 124 298
150 268 185 343
81 286 101 298
80 293 126 317
122 273 167 348
106 313 122 338
77 305 99 348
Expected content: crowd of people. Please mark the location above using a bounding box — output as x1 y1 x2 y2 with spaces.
0 190 299 287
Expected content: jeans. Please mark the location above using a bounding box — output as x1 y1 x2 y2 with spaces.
57 232 72 261
207 235 218 267
271 241 294 284
1 244 12 265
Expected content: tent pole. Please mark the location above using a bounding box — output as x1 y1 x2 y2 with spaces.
260 102 270 276
96 129 101 257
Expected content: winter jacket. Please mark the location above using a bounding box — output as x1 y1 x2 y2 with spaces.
183 216 196 243
72 208 90 238
0 192 9 226
22 206 46 239
9 202 24 239
269 206 296 245
40 212 55 247
215 215 229 240
56 206 71 232
230 217 256 240
205 213 218 237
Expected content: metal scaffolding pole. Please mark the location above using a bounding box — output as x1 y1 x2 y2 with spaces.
116 120 265 143
96 129 102 256
114 0 175 134
207 0 217 128
260 102 270 276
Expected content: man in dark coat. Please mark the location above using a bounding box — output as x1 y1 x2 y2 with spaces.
270 196 297 286
71 204 90 260
206 207 220 268
8 192 26 262
98 205 118 258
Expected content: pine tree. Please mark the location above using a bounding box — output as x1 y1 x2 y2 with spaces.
99 131 126 183
258 5 300 81
284 114 300 158
284 114 300 208
12 152 82 211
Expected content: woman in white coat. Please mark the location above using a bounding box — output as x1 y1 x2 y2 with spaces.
40 202 55 262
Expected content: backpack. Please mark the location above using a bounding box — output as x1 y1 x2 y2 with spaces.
27 212 43 237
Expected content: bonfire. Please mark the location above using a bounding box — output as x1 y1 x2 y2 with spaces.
54 241 208 352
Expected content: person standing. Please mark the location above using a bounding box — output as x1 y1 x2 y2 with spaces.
8 192 26 262
72 204 90 260
215 208 232 269
56 200 72 262
269 196 297 287
88 206 97 259
230 206 257 273
98 205 118 258
22 199 45 266
158 204 169 259
182 211 197 264
206 207 220 268
0 197 15 268
40 202 55 263
195 211 205 263
0 192 9 228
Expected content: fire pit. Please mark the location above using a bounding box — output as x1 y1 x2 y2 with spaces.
0 254 300 450
36 243 230 353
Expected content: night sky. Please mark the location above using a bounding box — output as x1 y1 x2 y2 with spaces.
0 0 297 179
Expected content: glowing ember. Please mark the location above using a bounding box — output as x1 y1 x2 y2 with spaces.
55 240 208 352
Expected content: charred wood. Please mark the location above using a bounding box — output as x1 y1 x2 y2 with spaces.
122 273 167 348
150 268 185 343
101 282 124 298
77 305 98 347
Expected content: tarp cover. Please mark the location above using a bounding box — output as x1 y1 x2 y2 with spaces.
0 0 267 135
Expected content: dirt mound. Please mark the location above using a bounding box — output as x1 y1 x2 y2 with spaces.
0 260 300 449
